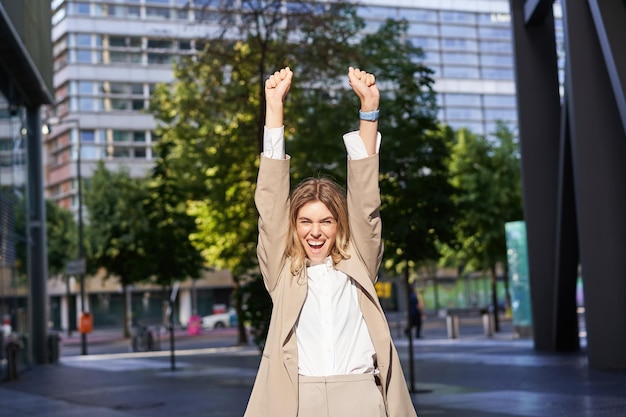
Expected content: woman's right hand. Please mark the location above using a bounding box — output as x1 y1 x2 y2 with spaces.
265 67 292 129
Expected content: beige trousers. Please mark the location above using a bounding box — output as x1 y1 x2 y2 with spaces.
298 374 387 417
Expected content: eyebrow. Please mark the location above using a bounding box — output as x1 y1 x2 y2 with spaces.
297 216 335 221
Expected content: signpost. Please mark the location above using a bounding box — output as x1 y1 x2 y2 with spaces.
66 258 85 275
66 256 88 354
169 281 180 371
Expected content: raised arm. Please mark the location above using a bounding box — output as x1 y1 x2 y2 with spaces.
345 67 383 281
256 67 293 293
348 66 380 156
265 67 293 129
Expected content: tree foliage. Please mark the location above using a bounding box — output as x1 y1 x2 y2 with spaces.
150 1 369 346
367 21 456 275
150 3 458 347
446 122 523 273
45 200 78 276
84 161 151 336
150 40 262 344
142 138 205 290
444 122 523 328
13 195 77 279
288 19 458 278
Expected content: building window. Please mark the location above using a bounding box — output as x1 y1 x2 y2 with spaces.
403 9 437 22
410 37 440 50
440 25 477 38
357 5 397 20
443 66 480 79
446 94 481 107
76 49 92 63
442 52 479 66
479 27 511 40
441 38 478 52
146 7 171 20
76 33 91 47
80 130 96 160
408 23 439 37
483 95 516 107
481 68 514 80
440 11 476 24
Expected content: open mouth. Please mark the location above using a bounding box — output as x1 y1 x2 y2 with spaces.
308 241 325 250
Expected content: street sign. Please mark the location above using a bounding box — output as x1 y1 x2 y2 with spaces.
66 258 85 275
170 281 180 303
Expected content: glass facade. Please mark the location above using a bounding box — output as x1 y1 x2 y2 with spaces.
47 0 564 209
356 1 520 136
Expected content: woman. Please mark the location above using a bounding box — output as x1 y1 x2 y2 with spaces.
244 66 418 417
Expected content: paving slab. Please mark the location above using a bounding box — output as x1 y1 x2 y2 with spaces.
1 319 625 417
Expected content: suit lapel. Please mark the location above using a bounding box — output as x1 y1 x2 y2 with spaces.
280 268 307 392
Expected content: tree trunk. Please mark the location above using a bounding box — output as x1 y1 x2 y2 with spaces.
503 262 512 315
233 276 249 346
122 283 131 338
490 265 500 332
404 263 415 392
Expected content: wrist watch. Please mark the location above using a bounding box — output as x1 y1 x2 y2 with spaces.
359 109 380 121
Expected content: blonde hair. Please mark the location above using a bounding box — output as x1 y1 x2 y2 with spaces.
287 177 350 275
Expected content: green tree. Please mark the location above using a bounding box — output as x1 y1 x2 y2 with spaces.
142 137 205 306
13 196 77 278
447 122 523 330
84 162 151 337
369 21 456 277
288 20 457 278
150 6 455 349
45 200 78 276
151 40 260 345
151 1 366 346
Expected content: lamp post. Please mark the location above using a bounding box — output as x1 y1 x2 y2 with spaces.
75 121 88 355
43 117 88 355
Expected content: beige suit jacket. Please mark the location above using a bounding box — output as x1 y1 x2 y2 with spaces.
244 153 417 417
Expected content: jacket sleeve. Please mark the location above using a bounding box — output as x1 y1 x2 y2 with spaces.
347 154 383 283
255 154 291 293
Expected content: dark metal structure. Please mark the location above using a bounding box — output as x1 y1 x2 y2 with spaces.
510 0 626 370
0 0 53 365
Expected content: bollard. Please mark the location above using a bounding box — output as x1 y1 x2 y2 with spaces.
47 333 61 363
446 315 459 339
146 329 155 351
482 313 494 337
6 341 21 381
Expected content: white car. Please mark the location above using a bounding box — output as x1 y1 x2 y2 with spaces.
201 308 237 329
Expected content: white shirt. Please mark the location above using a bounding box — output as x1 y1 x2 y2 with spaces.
297 258 376 376
263 126 380 376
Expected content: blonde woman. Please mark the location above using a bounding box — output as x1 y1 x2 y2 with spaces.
244 66 418 417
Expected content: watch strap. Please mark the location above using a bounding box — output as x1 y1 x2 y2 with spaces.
359 109 380 121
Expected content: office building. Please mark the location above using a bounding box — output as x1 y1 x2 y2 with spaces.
47 0 564 211
44 0 562 329
0 0 54 365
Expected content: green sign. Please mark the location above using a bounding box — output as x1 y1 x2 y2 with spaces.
505 221 533 327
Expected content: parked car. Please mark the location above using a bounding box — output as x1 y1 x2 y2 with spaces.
201 308 237 330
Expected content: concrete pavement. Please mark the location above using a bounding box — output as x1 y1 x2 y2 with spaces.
1 316 625 417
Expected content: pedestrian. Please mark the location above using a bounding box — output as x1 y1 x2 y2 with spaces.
243 66 418 417
406 287 423 338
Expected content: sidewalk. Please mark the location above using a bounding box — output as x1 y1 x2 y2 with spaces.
1 317 626 417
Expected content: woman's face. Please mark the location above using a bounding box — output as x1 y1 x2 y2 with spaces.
296 200 338 265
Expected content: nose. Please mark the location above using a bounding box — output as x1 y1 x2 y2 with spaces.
310 222 322 237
